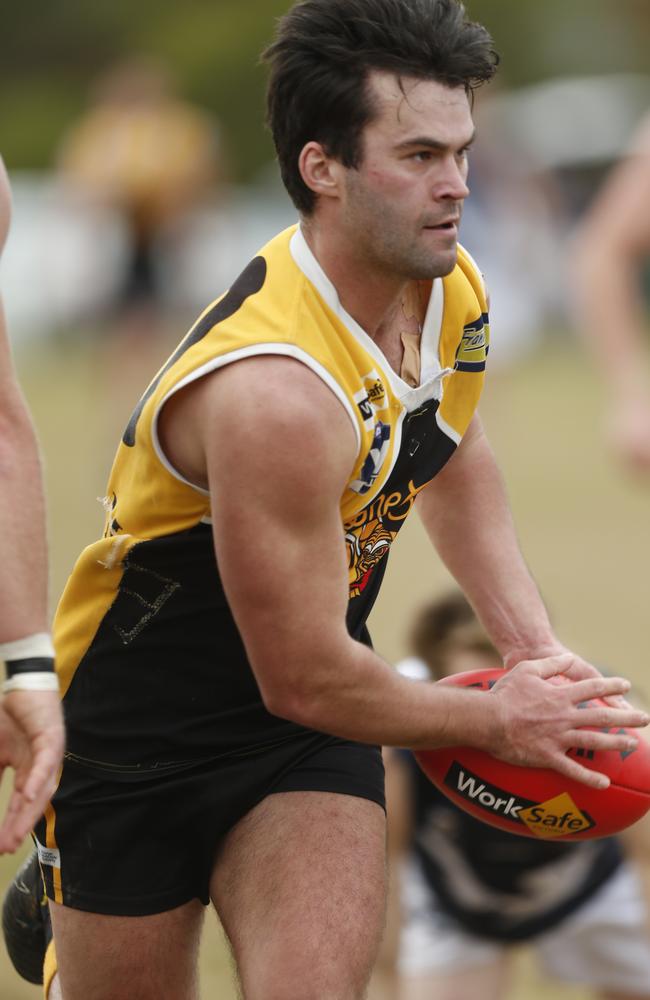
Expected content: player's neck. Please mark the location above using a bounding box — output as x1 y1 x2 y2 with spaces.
300 220 414 341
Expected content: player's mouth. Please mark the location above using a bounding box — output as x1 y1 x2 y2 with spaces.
424 217 459 232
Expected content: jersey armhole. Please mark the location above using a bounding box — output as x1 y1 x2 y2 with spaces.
151 343 363 491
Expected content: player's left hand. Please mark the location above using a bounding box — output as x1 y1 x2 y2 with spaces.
0 690 64 853
503 644 634 709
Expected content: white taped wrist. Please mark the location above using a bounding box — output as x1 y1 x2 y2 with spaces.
2 673 60 694
0 633 55 662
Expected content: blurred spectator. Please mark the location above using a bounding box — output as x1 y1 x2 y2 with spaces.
571 112 650 473
57 56 223 344
370 592 650 1000
459 87 565 368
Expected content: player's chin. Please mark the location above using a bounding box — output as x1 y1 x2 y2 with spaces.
412 246 458 280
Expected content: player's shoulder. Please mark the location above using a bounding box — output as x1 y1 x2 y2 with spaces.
202 353 356 452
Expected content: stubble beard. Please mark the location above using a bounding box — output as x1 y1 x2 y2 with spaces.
344 183 459 282
359 223 458 282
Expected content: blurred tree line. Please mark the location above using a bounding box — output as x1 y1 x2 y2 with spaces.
1 0 648 183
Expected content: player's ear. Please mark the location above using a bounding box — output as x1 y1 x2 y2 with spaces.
298 142 342 201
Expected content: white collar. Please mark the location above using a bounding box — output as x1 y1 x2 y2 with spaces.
289 225 451 409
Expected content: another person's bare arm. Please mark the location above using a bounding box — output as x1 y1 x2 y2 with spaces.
0 159 64 852
162 357 648 789
571 116 650 471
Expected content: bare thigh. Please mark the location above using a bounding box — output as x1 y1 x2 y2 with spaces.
48 898 205 1000
210 790 387 1000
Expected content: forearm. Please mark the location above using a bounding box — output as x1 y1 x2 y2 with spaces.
0 391 49 639
417 417 556 665
257 629 647 792
572 236 650 397
262 630 498 749
571 137 650 399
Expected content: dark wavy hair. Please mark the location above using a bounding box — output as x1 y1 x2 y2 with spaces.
263 0 498 214
410 591 498 680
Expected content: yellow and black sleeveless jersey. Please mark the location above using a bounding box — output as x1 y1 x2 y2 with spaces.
54 225 489 767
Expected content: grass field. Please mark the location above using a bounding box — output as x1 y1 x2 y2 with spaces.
0 331 648 998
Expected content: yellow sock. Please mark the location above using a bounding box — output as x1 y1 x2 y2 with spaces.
43 938 57 999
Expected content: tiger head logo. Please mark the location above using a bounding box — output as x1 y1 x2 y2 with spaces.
346 518 396 598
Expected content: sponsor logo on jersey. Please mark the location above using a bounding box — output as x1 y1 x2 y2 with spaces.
455 313 489 372
444 761 536 821
519 793 595 838
354 371 388 430
350 421 391 495
366 378 386 407
355 393 374 425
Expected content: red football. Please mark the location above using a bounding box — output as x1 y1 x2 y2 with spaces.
414 667 650 841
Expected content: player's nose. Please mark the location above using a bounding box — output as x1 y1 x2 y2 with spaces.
433 155 470 201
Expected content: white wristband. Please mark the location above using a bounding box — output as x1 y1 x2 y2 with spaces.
2 673 60 694
0 633 55 662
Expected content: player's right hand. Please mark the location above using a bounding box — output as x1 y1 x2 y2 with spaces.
487 654 649 789
0 690 64 853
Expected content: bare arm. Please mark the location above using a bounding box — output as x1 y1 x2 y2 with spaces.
416 412 650 775
0 159 64 852
166 358 649 788
0 169 49 639
571 116 650 470
417 414 559 667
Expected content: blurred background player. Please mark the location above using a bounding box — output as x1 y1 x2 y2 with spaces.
56 56 224 422
370 591 650 1000
0 159 65 854
57 56 223 332
571 111 650 473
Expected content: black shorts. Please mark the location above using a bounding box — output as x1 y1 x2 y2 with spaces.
35 732 384 917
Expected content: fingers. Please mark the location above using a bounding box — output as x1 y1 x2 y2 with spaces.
0 697 64 854
0 743 59 854
0 788 41 854
530 653 574 679
571 703 649 731
19 745 60 805
601 694 636 710
514 663 647 723
570 674 632 709
543 714 646 792
533 659 635 707
568 728 639 754
567 675 632 704
550 754 611 790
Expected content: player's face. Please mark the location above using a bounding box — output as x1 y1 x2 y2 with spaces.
341 72 474 280
444 648 497 677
